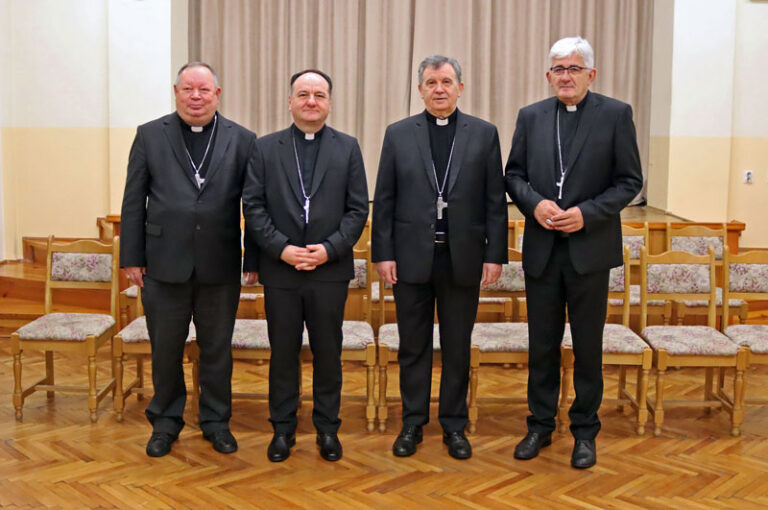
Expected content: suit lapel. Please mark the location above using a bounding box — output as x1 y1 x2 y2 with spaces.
539 98 558 190
446 111 469 196
278 128 305 205
308 126 334 196
412 115 438 194
162 115 199 190
199 114 232 191
564 92 600 182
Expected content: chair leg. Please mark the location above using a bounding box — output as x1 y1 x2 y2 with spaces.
617 365 627 412
558 348 573 434
113 349 125 422
45 350 55 399
378 363 388 433
636 364 650 436
468 361 478 434
12 335 23 421
88 352 98 423
366 361 376 432
731 349 748 437
654 351 668 437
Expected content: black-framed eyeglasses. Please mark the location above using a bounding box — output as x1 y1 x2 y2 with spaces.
549 65 588 76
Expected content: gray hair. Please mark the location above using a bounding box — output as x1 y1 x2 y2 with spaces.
417 55 462 84
548 37 595 69
175 62 220 88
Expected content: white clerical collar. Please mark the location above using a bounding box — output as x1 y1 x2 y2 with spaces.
191 125 203 132
436 117 449 126
304 132 315 140
566 104 577 112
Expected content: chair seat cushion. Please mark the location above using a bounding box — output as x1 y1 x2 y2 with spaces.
724 325 768 354
117 317 195 343
641 326 737 355
231 319 270 349
303 321 374 350
472 322 528 352
608 285 666 307
378 323 440 351
17 313 115 341
478 297 509 304
679 287 745 307
564 323 649 354
239 293 262 301
124 284 139 298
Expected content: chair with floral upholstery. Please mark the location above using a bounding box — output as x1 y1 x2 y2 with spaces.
346 245 374 322
722 248 768 405
477 247 523 322
666 223 746 327
112 286 198 422
640 246 748 436
11 236 119 422
607 222 671 327
559 246 653 435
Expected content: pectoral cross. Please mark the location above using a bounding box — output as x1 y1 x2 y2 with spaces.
437 196 447 220
303 198 310 224
556 174 564 200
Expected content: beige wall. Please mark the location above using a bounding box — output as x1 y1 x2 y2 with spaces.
0 0 180 260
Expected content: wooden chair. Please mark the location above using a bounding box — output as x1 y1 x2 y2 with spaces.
112 286 198 422
607 222 671 327
639 247 747 436
478 247 524 322
559 246 653 435
722 248 768 404
11 236 119 422
467 248 527 432
345 245 374 322
512 220 525 250
666 223 746 326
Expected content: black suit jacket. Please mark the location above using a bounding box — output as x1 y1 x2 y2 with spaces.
120 113 258 284
242 125 369 288
371 110 508 286
505 93 643 277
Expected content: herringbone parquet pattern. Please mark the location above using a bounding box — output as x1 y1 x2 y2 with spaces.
4 341 768 509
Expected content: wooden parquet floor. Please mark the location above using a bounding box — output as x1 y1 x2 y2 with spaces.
3 341 768 509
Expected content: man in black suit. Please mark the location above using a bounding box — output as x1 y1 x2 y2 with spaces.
505 37 643 468
243 70 368 463
120 62 258 457
372 55 508 460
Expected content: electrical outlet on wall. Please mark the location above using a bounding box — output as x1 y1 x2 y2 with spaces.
744 170 753 184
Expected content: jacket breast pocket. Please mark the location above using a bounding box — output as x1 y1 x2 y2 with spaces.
145 223 162 237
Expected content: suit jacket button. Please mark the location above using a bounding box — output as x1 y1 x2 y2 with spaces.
429 223 435 229
196 225 201 231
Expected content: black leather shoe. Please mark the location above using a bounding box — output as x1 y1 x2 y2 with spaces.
443 431 472 459
392 425 423 457
513 432 552 460
267 432 296 462
316 433 343 462
146 432 177 458
203 430 238 454
571 439 596 469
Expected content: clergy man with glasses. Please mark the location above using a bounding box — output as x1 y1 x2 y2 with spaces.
505 37 643 469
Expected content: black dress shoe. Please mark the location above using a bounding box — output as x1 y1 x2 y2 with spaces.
267 432 296 462
571 439 596 469
146 432 177 458
316 433 343 462
203 430 238 454
392 425 423 457
513 432 552 460
443 431 472 459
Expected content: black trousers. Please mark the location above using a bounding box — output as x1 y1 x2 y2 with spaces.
524 236 609 440
264 280 348 434
393 244 480 432
142 274 240 436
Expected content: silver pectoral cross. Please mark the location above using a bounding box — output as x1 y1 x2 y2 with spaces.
437 196 448 220
303 198 310 224
556 174 565 200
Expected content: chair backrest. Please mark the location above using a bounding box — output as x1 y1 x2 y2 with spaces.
639 246 716 330
607 246 632 327
723 247 768 326
45 235 120 320
621 222 649 260
666 223 727 261
482 248 524 294
354 242 373 322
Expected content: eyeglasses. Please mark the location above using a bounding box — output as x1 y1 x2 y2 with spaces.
549 65 588 76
